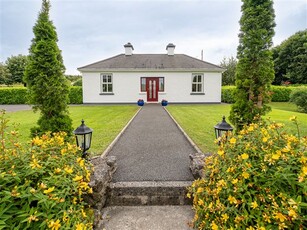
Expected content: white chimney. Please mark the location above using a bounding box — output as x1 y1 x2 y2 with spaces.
166 43 175 56
124 42 134 56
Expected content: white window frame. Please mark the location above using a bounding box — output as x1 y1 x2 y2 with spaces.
100 73 113 94
191 73 204 93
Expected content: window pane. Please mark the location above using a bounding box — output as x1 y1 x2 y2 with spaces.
103 75 107 82
197 84 202 92
192 75 197 82
141 78 146 91
102 84 107 92
108 75 112 82
108 84 113 92
198 75 202 82
192 84 196 92
159 78 164 91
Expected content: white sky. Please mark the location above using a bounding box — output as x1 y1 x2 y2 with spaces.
0 0 306 75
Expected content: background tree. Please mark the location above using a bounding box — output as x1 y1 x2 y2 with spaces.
0 63 12 85
272 30 307 85
230 0 275 130
5 54 28 84
220 56 237 85
24 0 72 136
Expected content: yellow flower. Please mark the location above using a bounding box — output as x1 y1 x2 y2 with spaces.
241 153 249 160
198 199 204 206
221 213 229 222
272 150 281 160
187 193 191 198
28 214 39 223
77 157 85 167
30 188 36 193
30 158 42 169
61 149 67 155
229 137 236 144
274 212 286 222
73 175 83 182
196 187 204 194
228 195 237 204
232 178 238 184
251 201 258 209
248 126 254 132
44 186 55 194
54 168 61 174
81 209 87 218
64 166 73 174
11 187 20 197
246 227 254 230
76 223 85 230
242 172 250 179
217 149 224 156
72 197 77 204
32 136 43 146
262 137 268 142
39 183 47 189
302 166 307 176
211 221 218 230
288 209 298 219
48 219 61 230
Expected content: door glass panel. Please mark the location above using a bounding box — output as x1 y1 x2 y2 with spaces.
149 80 152 99
141 78 146 91
153 80 156 99
159 78 164 91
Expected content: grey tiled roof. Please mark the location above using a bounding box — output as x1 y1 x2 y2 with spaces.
78 54 224 72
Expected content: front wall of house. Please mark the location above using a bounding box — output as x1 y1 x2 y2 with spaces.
82 72 221 103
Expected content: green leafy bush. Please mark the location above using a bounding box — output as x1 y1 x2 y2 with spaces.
0 88 27 104
290 89 307 113
0 111 93 229
221 87 235 103
221 86 307 103
188 117 307 229
73 79 82 87
69 86 82 104
0 87 82 104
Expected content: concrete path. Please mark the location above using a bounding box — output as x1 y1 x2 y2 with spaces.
103 206 194 230
108 104 195 182
0 104 32 112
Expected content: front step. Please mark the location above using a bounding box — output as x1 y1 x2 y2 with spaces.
107 181 193 206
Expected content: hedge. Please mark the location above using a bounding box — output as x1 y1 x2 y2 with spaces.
221 86 307 103
0 86 83 104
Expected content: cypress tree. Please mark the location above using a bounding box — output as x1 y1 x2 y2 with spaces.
24 0 72 136
230 0 276 130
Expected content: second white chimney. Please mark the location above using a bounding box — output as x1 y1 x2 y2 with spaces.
166 43 175 56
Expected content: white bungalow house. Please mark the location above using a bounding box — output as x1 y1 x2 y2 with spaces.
78 43 224 104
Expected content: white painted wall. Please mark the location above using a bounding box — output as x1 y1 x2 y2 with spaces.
82 71 221 103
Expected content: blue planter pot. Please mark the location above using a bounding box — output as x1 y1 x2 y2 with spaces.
161 101 168 106
137 100 144 106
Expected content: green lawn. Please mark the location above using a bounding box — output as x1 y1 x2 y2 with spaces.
167 102 307 154
5 105 139 155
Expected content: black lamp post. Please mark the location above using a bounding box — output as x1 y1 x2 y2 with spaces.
214 116 233 143
73 120 93 157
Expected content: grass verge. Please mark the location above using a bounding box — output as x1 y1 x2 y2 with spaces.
5 105 139 155
167 102 307 153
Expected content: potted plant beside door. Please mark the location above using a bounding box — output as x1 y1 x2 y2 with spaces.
161 99 168 106
137 99 144 106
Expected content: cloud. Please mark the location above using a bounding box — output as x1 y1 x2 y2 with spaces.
1 0 306 74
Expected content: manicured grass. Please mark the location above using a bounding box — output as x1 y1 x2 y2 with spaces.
167 102 307 154
5 105 139 155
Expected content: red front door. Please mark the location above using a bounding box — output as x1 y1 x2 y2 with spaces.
146 78 159 102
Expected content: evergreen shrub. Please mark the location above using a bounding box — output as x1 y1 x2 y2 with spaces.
188 117 307 229
290 89 307 113
0 111 93 229
69 86 82 104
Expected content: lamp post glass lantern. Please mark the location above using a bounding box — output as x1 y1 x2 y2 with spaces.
214 116 233 141
73 120 93 156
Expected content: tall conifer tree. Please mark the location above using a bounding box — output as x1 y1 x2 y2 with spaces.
24 0 72 135
230 0 275 130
